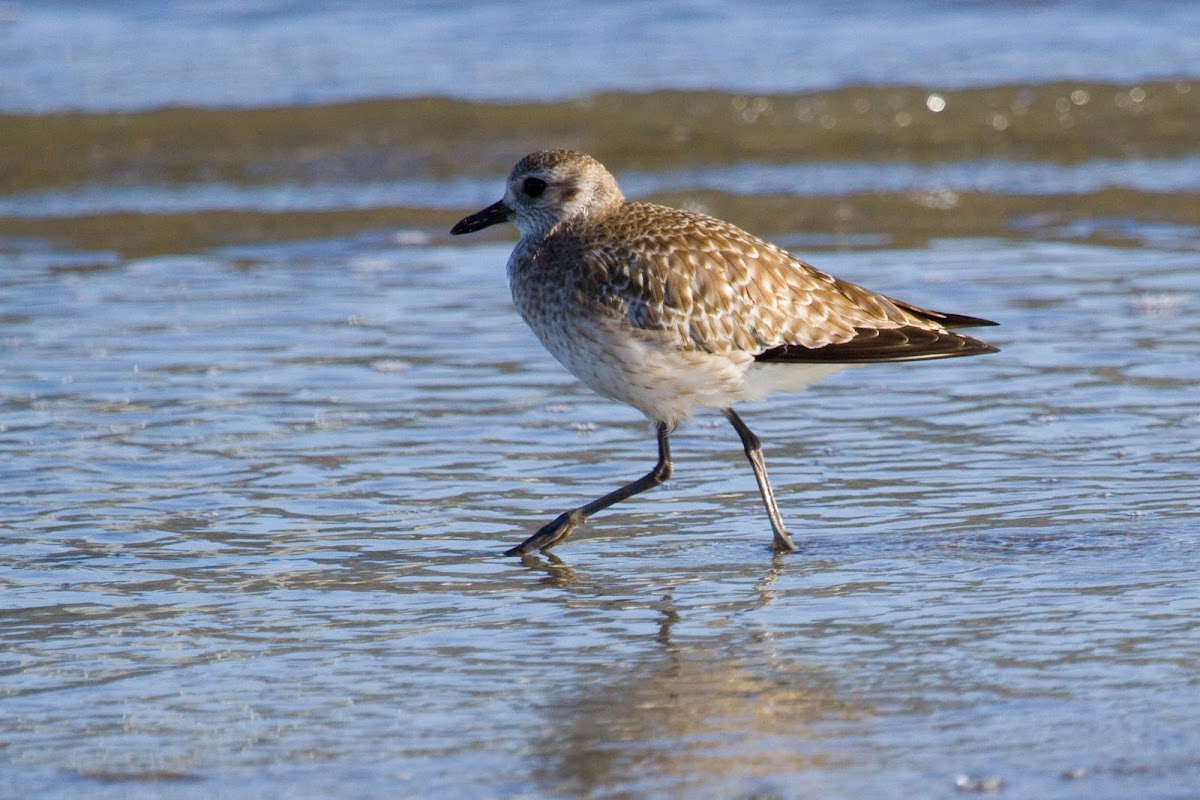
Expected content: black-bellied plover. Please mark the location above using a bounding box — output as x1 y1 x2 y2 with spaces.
451 150 998 556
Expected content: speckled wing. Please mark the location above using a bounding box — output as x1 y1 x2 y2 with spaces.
584 202 998 363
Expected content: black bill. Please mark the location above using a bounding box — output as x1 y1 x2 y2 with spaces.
450 200 511 235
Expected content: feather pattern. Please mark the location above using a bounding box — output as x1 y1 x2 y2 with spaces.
451 149 1000 555
482 149 997 425
551 201 997 363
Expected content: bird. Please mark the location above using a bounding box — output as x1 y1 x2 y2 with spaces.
450 150 998 556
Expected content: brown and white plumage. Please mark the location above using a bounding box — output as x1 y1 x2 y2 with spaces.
452 149 998 556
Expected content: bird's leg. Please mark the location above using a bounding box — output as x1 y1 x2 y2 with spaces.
723 409 798 552
506 422 674 556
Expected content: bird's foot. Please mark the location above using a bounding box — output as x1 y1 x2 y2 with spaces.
505 510 585 556
771 529 799 553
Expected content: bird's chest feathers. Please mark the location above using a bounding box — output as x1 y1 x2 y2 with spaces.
508 236 603 325
506 237 625 369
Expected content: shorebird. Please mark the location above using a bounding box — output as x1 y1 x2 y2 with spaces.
451 150 998 556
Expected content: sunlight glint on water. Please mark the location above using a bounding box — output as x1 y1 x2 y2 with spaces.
2 2 1199 798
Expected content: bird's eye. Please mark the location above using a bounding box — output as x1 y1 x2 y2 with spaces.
522 177 547 198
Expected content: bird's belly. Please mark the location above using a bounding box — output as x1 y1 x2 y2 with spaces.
513 286 848 424
519 307 749 425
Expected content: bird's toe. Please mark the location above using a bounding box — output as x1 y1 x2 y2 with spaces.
505 511 584 556
771 530 800 553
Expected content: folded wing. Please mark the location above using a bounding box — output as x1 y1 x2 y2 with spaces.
586 203 999 363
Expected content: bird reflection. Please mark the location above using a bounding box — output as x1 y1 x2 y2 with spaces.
516 550 578 587
526 641 868 797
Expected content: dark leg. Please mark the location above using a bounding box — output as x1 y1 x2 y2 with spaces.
506 422 674 556
723 408 798 552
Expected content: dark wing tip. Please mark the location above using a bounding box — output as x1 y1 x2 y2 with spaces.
755 326 1000 364
888 300 999 329
935 311 999 328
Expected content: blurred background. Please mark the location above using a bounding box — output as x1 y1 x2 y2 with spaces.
3 2 1199 799
3 0 1198 251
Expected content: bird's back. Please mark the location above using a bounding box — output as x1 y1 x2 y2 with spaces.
538 200 997 363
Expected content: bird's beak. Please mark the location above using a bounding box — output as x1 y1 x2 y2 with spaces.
450 200 511 235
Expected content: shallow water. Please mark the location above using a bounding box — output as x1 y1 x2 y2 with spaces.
4 232 1199 798
3 0 1199 110
3 2 1200 799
